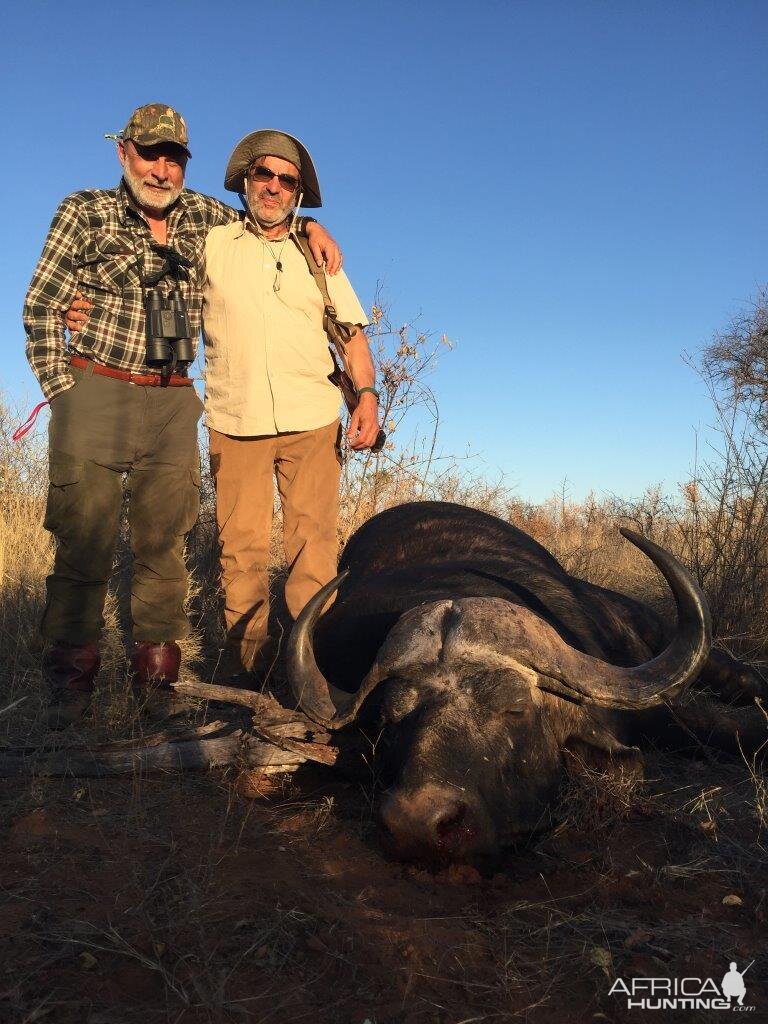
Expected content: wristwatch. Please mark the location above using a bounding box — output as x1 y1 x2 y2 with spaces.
295 216 317 238
357 386 379 401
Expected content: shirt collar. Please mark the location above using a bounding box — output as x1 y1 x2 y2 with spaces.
238 213 294 241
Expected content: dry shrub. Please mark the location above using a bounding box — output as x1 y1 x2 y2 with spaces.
337 298 454 540
0 402 52 730
681 284 768 657
675 430 768 659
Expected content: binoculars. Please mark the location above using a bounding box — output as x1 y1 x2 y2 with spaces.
143 245 194 372
145 288 194 366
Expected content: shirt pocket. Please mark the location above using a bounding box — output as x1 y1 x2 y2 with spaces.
77 234 135 295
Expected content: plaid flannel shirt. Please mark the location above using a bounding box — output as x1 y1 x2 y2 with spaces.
24 181 239 400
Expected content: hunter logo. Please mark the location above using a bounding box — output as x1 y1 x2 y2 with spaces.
609 961 756 1011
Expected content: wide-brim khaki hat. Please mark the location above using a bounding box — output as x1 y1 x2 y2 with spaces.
224 129 322 208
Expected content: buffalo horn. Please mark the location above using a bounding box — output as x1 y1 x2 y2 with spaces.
289 528 712 723
287 570 392 728
287 571 349 723
530 528 711 710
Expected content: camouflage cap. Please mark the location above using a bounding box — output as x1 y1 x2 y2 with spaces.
119 103 191 157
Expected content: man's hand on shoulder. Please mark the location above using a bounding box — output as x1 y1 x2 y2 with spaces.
306 222 342 275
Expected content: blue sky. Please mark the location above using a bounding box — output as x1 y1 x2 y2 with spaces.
2 0 765 502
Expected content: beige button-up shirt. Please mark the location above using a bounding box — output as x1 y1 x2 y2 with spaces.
202 219 369 436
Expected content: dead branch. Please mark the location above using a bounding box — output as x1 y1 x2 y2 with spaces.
0 682 339 778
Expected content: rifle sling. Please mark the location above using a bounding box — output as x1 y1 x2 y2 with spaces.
291 235 386 454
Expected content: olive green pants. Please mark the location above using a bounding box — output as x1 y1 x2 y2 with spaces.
209 420 342 670
42 364 203 644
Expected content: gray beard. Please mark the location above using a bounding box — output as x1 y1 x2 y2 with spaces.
123 165 182 212
251 204 293 229
246 185 294 229
254 209 290 228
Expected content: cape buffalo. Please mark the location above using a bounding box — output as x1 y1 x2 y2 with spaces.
288 501 767 862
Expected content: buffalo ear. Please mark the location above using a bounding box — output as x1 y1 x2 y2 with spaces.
563 717 644 778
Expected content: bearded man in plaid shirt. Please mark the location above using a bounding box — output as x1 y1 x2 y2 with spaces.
23 103 338 729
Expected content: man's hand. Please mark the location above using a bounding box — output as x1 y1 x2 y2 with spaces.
347 392 381 451
64 290 93 333
344 328 380 449
306 222 342 275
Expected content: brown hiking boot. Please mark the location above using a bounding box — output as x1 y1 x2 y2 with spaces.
131 642 197 723
131 641 182 686
43 641 101 730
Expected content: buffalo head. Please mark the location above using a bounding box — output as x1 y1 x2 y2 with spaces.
287 529 711 861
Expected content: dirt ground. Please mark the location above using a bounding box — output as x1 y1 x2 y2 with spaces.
1 734 766 1024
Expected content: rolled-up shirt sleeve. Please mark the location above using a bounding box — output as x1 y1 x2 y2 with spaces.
23 196 86 401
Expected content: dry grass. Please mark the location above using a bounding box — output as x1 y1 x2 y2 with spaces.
557 750 646 838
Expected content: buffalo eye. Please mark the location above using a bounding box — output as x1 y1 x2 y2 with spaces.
465 669 533 715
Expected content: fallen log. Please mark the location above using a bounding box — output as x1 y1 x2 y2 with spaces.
0 680 340 778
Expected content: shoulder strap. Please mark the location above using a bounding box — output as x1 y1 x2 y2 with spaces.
291 235 357 352
293 234 335 314
291 235 387 455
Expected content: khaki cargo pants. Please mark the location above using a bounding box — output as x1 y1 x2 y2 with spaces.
209 419 342 671
42 363 203 644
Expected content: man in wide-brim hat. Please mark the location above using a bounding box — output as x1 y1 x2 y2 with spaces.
204 128 381 677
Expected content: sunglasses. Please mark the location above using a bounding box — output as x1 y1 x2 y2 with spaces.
247 164 300 192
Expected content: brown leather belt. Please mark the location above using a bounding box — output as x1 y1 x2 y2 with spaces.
69 355 193 387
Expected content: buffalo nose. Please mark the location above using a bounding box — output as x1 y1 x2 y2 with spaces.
379 785 482 859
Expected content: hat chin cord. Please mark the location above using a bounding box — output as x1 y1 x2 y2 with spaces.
241 178 304 293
